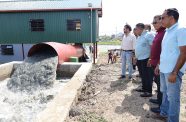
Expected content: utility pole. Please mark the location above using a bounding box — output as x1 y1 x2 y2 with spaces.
115 26 117 38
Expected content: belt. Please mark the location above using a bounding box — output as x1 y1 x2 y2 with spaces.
122 50 133 52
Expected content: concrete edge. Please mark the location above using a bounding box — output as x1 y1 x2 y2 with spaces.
36 62 92 122
0 61 22 81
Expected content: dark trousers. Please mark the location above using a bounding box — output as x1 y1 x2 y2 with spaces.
133 65 136 70
137 58 153 93
152 66 162 107
136 61 142 77
108 57 112 63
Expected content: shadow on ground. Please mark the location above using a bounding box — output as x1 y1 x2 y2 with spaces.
112 82 164 122
108 79 130 93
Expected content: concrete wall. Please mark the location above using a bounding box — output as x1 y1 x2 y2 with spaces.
57 62 81 77
36 62 92 122
0 62 92 122
0 44 33 63
0 61 22 81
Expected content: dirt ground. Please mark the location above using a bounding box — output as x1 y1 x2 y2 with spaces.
65 53 186 122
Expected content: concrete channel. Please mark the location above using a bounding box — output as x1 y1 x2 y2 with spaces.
0 61 92 122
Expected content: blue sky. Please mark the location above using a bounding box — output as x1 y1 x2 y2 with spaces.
99 0 186 35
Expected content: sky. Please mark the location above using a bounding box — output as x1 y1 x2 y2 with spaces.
99 0 186 36
0 0 185 36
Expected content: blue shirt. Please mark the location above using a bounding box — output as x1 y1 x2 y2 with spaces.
135 31 155 60
160 23 186 73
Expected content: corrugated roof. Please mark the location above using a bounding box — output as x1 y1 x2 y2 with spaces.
0 0 102 11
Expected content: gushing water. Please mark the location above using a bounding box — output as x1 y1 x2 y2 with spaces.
0 50 70 121
0 78 69 122
7 51 58 92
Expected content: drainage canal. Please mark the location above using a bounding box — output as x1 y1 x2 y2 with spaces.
0 42 83 122
7 49 58 92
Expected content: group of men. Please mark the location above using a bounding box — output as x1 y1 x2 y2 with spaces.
120 8 186 122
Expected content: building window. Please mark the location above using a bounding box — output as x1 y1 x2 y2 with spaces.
0 45 14 55
30 19 44 31
67 19 81 31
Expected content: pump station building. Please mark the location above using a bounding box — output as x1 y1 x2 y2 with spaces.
0 0 102 63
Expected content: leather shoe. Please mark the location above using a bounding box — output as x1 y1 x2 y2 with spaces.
149 98 159 104
119 75 126 79
134 89 145 92
150 107 160 113
128 76 132 80
150 113 167 121
140 92 152 97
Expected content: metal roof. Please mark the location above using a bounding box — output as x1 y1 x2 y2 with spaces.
0 0 102 12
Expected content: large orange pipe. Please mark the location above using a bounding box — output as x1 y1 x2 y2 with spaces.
28 42 83 64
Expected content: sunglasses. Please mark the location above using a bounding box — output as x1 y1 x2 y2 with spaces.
161 15 170 20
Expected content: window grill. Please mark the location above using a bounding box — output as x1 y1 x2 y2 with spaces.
67 19 81 31
0 45 14 55
30 19 44 31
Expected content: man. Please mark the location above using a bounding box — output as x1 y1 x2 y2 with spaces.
134 23 155 97
155 8 186 122
147 15 165 113
133 28 142 78
119 24 136 79
132 28 138 71
145 24 151 32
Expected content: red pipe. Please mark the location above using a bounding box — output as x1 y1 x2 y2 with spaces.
28 42 83 64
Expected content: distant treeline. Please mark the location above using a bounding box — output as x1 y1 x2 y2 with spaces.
98 39 121 45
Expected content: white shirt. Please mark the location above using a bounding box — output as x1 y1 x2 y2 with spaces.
121 33 136 50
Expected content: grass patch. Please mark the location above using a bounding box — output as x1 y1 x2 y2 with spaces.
99 52 107 55
98 40 121 45
84 39 121 46
80 112 107 122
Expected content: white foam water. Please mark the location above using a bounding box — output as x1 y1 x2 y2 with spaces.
0 78 69 122
0 50 71 121
7 52 58 92
0 51 73 122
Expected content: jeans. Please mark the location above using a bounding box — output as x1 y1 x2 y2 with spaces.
160 71 183 122
121 51 133 77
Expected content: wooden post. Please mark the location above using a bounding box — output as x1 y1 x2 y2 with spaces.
93 43 95 64
95 42 97 58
